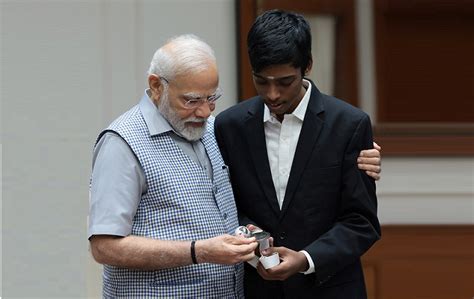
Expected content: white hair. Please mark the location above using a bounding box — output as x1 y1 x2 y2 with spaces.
147 34 217 80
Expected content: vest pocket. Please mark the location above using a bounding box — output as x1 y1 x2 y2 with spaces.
150 278 204 287
152 266 206 286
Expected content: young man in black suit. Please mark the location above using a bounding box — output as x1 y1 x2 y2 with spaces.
215 10 381 298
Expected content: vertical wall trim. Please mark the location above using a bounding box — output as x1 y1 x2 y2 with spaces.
356 0 376 122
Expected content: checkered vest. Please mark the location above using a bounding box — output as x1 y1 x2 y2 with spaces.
98 105 243 298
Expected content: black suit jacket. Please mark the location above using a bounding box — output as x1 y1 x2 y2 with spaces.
215 81 381 299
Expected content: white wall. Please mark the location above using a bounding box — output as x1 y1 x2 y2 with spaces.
377 157 474 224
2 0 472 298
1 0 236 297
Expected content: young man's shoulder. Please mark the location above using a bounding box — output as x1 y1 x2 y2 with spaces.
320 93 369 121
216 96 260 122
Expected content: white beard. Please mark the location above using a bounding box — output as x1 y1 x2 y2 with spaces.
158 92 207 141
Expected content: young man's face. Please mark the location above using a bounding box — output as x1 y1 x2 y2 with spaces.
252 63 307 121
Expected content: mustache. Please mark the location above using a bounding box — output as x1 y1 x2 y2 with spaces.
184 117 207 123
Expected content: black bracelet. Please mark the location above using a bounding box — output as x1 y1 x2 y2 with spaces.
190 240 198 264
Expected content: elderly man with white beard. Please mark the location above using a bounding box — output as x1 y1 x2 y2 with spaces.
88 34 258 298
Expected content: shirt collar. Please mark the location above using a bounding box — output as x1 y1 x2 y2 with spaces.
263 79 312 123
139 89 175 136
293 79 311 121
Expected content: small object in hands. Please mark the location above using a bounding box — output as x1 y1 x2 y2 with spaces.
252 231 280 269
249 226 263 234
234 226 281 269
252 231 270 253
259 252 280 269
234 226 252 237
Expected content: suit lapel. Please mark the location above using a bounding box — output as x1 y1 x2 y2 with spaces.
243 99 281 216
280 83 325 218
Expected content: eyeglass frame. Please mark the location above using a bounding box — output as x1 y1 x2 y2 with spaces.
160 76 223 109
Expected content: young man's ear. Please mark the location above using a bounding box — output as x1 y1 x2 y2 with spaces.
148 74 164 102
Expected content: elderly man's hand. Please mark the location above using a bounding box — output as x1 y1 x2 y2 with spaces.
196 234 258 265
358 142 382 180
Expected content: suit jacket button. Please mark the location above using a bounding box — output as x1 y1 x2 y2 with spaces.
279 231 286 240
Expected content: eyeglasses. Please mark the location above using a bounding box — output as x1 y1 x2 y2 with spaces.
161 76 222 109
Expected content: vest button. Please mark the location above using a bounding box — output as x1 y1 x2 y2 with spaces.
213 185 218 194
223 213 228 219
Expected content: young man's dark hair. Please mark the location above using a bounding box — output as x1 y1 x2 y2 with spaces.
247 9 312 75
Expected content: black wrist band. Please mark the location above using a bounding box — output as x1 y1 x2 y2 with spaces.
191 240 198 264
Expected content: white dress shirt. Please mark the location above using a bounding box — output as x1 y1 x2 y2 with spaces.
263 79 315 274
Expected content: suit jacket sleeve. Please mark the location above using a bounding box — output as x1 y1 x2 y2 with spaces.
305 114 381 284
